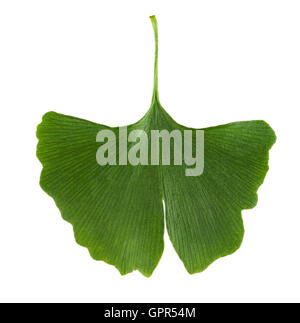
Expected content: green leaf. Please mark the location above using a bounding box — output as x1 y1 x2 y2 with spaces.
36 16 276 276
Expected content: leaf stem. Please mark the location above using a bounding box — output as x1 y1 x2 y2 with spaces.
150 15 159 104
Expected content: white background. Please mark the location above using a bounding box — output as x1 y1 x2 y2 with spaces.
0 0 299 303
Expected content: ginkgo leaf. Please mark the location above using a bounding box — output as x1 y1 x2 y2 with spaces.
36 16 276 276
